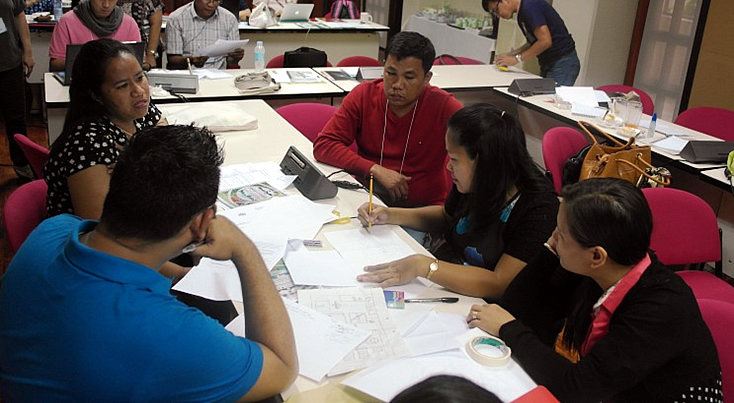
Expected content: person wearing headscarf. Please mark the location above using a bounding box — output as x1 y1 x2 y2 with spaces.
49 0 140 71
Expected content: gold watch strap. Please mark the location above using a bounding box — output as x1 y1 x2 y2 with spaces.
426 258 439 280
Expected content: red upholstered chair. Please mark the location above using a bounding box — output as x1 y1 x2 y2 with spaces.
266 54 285 68
676 271 734 303
3 179 48 253
674 106 734 141
541 127 589 194
13 133 49 179
433 55 484 65
276 103 339 143
642 187 723 277
596 84 654 115
337 56 382 67
696 299 734 401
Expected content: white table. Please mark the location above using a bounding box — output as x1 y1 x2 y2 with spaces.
236 20 389 69
404 15 495 64
43 68 346 144
157 99 535 402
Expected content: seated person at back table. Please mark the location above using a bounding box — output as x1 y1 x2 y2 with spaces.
0 125 298 401
357 104 559 300
166 0 244 69
313 31 463 208
48 0 140 72
469 178 722 402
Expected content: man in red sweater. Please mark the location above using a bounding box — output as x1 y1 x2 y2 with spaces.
313 32 463 207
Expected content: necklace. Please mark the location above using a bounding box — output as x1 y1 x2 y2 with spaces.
378 95 420 175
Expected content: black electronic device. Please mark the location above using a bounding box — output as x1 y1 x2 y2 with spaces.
679 141 734 163
356 66 383 81
279 146 338 200
507 78 557 96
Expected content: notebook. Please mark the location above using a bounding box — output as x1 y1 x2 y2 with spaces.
53 42 145 86
279 3 314 22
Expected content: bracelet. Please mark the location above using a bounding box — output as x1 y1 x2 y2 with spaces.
466 335 512 366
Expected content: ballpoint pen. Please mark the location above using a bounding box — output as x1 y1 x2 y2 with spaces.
367 174 374 229
405 297 459 303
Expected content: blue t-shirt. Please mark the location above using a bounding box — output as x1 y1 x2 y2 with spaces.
0 215 263 401
517 0 575 68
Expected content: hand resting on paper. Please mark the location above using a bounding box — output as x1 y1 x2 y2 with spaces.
466 303 516 336
357 254 433 288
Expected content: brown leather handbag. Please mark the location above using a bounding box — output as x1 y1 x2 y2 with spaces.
578 121 671 187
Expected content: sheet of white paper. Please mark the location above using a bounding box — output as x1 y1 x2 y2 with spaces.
341 67 359 77
283 242 363 286
321 21 362 28
298 287 410 376
268 69 292 83
391 303 434 336
594 90 611 103
172 258 242 301
221 195 336 241
224 313 246 336
571 104 607 118
385 279 432 299
219 162 293 192
199 39 249 57
283 299 371 382
653 136 689 154
341 349 536 402
403 312 468 357
324 226 417 268
653 120 691 137
556 86 599 107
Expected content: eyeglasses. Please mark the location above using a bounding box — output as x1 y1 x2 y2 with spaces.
489 2 500 16
203 0 221 4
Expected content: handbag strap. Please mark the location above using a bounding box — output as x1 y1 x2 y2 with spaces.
578 121 628 147
616 156 671 186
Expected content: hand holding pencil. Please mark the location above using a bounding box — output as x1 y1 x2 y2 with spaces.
357 201 389 228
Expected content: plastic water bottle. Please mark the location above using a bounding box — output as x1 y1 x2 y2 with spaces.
53 0 62 21
254 41 265 73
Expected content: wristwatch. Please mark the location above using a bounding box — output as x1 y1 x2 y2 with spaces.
426 258 439 280
515 53 523 63
148 49 159 59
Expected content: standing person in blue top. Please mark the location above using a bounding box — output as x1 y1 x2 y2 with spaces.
0 125 298 401
483 0 580 86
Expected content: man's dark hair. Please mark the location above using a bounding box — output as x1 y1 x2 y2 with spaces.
390 375 502 403
100 125 224 242
385 31 436 75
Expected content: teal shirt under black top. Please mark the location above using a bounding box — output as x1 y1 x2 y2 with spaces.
0 214 263 401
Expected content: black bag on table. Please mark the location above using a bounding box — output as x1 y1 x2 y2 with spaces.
284 47 328 67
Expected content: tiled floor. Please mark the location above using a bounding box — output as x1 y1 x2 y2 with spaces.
0 113 48 273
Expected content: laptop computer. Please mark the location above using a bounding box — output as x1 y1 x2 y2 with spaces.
279 3 314 22
53 41 145 86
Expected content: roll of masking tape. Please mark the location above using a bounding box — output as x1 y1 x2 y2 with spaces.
466 335 512 366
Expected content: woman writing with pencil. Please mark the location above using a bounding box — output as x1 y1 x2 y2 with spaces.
357 103 558 300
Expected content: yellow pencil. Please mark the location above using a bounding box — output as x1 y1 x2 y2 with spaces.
368 174 374 229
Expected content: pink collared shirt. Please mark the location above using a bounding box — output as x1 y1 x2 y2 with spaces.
580 254 652 356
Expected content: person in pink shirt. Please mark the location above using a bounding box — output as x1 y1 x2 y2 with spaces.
49 0 140 71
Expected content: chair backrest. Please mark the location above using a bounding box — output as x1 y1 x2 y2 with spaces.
676 271 734 304
674 106 734 141
596 84 655 115
276 103 339 143
696 299 734 401
266 54 285 69
13 133 49 179
541 127 589 194
3 179 48 253
642 188 721 267
337 56 382 67
433 55 484 65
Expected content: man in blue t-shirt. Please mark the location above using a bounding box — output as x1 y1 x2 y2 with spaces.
483 0 580 86
0 125 298 401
